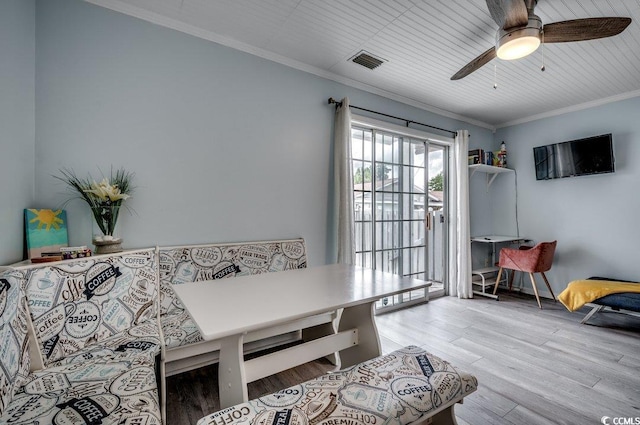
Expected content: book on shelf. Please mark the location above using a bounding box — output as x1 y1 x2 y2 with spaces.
34 246 92 262
60 246 88 253
468 148 485 165
468 149 503 166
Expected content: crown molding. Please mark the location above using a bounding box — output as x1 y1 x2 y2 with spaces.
497 89 640 128
84 0 494 131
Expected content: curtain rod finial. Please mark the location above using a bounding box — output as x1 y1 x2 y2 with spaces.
328 97 343 107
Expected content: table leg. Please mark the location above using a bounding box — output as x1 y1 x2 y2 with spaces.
336 302 380 368
218 334 247 408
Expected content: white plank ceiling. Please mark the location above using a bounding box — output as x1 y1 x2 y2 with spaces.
87 0 640 128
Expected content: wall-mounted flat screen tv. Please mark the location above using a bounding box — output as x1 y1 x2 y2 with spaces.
533 134 614 181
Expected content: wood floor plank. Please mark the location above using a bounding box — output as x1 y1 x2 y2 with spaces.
551 327 640 360
474 355 639 420
619 354 640 370
503 405 562 425
454 396 517 425
463 362 596 425
376 309 463 342
379 335 404 353
463 386 518 418
453 327 640 419
385 336 483 370
458 325 602 387
543 338 625 364
167 292 640 425
592 377 640 408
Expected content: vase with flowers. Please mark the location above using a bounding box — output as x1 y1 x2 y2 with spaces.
56 167 134 254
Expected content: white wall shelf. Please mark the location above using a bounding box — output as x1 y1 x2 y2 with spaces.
469 164 513 188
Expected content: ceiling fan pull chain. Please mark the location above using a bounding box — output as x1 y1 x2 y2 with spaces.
493 63 498 89
541 29 546 72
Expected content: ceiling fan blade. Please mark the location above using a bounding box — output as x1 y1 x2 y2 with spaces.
486 0 529 29
451 47 497 80
543 17 632 43
486 0 506 27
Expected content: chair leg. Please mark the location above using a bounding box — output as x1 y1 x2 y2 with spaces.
528 272 542 309
540 272 556 301
581 305 605 324
493 267 504 295
508 270 515 291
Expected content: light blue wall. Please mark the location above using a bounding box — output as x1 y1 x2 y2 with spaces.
494 96 640 296
0 0 35 264
29 0 493 266
468 135 502 236
7 0 633 286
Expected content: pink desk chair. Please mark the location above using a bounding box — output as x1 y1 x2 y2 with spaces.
492 241 557 308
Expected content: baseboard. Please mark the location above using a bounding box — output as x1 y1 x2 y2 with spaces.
495 282 556 300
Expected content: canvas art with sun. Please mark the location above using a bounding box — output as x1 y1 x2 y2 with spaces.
24 209 69 258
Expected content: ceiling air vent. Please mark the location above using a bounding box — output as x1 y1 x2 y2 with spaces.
350 51 386 70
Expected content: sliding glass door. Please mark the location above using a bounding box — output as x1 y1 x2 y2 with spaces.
352 122 448 312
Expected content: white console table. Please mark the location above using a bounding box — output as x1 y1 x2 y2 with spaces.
471 235 529 300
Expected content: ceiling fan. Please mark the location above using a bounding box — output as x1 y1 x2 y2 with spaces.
451 0 632 80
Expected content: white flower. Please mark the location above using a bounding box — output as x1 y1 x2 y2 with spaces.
106 185 130 202
84 179 109 201
57 167 134 237
84 178 131 202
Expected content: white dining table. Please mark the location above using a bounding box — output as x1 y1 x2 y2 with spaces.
171 263 432 408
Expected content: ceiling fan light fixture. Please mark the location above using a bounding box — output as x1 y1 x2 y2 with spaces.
496 15 542 60
497 34 540 60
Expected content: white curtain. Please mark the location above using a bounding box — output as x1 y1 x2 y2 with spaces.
334 98 355 264
448 130 473 298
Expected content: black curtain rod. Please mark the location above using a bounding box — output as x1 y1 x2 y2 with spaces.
327 97 457 137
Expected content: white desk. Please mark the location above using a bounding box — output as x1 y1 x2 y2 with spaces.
471 235 527 244
171 264 431 408
471 235 528 299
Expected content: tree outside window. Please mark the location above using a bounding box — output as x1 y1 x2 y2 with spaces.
354 164 391 184
429 172 443 191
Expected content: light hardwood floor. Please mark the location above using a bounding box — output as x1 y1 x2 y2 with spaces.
167 292 640 425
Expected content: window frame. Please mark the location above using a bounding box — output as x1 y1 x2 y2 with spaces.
350 114 454 309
